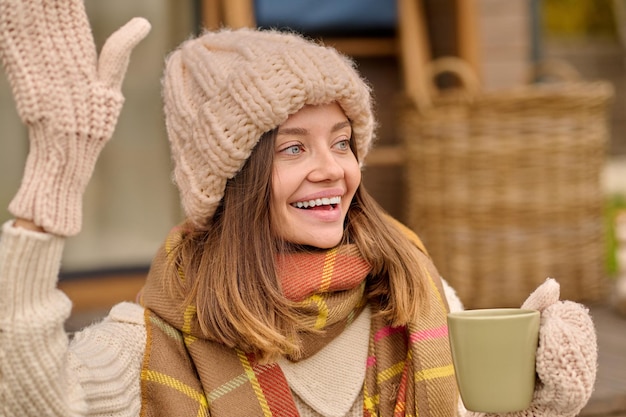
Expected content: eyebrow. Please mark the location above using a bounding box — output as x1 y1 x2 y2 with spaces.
277 120 351 136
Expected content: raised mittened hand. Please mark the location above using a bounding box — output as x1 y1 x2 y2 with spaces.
0 0 150 236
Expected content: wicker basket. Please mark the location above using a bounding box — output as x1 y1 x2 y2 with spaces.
402 57 614 308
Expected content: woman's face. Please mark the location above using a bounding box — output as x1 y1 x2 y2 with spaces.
270 102 361 248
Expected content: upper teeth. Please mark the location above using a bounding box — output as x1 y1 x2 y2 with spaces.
293 196 341 208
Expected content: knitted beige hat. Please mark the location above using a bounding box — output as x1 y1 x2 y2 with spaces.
162 28 374 228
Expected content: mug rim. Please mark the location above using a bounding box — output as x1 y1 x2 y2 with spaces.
447 308 539 320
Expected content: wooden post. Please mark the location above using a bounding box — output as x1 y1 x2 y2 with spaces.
398 0 433 109
456 0 482 83
222 0 256 28
201 0 221 30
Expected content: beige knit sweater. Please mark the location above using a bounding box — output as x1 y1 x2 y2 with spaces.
0 221 467 417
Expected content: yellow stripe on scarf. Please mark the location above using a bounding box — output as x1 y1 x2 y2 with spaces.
415 365 455 383
236 350 273 417
377 360 406 385
309 294 330 329
141 369 208 415
363 385 380 416
320 247 338 292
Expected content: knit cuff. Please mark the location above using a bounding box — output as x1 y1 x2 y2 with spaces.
0 220 69 318
8 122 109 236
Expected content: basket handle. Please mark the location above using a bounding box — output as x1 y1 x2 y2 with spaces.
424 56 482 99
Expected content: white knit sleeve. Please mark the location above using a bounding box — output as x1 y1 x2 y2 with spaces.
68 302 146 417
441 277 465 313
0 222 146 417
0 220 85 416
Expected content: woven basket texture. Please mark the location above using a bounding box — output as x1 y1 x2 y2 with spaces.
402 58 614 308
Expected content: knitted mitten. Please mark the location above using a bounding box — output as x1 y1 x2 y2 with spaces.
0 0 150 236
467 279 597 417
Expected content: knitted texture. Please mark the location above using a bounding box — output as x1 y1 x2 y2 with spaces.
139 226 458 417
0 222 80 416
468 279 597 417
0 0 150 236
1 221 150 416
162 28 375 228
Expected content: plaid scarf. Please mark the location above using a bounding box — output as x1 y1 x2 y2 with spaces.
139 226 457 417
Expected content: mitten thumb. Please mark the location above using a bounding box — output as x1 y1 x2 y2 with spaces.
522 278 560 312
98 17 151 90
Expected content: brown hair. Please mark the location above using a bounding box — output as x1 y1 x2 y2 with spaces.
169 130 430 361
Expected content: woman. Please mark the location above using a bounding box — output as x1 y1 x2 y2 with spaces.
0 0 596 416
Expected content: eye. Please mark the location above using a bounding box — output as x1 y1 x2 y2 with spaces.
334 139 351 151
281 144 303 155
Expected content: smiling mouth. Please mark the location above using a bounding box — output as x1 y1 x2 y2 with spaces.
291 196 341 210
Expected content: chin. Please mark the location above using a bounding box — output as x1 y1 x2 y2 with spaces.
294 234 344 249
311 240 342 249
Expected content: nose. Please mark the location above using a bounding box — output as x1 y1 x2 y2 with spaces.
307 148 344 182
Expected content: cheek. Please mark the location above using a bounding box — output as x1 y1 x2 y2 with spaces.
270 168 294 221
346 160 362 194
270 170 282 214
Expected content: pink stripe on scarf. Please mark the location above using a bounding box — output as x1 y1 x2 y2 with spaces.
409 325 448 343
374 325 405 342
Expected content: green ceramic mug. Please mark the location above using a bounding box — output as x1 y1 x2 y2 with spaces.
447 308 540 413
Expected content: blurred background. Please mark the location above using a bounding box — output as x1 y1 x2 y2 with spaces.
1 1 625 414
